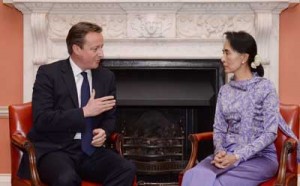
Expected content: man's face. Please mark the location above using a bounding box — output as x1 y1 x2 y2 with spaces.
76 32 104 70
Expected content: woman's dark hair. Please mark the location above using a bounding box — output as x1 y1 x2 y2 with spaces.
66 22 102 55
224 31 264 77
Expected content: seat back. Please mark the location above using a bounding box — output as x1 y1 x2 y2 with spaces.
9 102 33 180
8 103 136 186
276 104 299 174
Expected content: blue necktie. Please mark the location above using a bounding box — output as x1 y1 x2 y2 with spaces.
80 72 95 155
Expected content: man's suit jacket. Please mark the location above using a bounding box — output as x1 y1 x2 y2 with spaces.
19 58 116 178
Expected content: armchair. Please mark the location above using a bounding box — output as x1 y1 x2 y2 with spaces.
178 103 299 186
9 102 135 186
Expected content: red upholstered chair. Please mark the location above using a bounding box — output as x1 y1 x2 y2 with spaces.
178 103 299 186
9 102 137 186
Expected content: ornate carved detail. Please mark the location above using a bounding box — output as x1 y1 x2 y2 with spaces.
31 13 48 65
128 14 174 38
12 2 53 13
177 15 254 39
48 16 72 39
48 15 126 39
250 2 288 12
249 2 288 64
12 2 124 13
180 2 250 11
51 3 124 13
53 3 120 9
254 13 272 64
24 2 53 10
120 2 182 11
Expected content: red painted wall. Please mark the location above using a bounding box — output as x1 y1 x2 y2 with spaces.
279 4 300 105
0 2 23 173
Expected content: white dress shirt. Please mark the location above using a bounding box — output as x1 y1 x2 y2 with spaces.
69 57 92 139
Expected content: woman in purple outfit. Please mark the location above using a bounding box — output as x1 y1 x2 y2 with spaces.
182 31 297 186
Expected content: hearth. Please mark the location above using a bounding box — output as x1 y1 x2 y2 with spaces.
103 59 224 185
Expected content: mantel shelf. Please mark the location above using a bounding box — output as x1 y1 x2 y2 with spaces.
4 0 289 101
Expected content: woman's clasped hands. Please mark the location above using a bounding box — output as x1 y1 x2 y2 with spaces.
211 151 239 169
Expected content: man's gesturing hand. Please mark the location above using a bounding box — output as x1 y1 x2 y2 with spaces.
83 89 116 117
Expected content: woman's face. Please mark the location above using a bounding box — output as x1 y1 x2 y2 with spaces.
221 39 246 74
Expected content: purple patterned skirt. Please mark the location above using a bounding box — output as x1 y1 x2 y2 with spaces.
182 155 278 186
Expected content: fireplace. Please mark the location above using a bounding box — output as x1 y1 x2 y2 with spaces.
102 59 224 185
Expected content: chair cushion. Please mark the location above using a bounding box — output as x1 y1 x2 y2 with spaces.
81 181 101 186
259 177 276 186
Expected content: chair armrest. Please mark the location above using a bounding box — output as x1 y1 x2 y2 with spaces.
11 132 32 150
180 132 213 174
108 132 124 156
11 133 43 186
275 137 298 186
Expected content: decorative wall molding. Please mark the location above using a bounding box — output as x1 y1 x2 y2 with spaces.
128 13 175 38
0 174 10 186
177 15 255 39
31 13 48 65
0 106 8 119
4 0 292 101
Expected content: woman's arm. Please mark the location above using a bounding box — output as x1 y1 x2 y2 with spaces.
213 87 227 155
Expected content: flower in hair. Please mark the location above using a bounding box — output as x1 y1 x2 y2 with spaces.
251 55 261 69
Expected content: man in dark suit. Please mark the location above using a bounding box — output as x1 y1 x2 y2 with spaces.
19 22 136 186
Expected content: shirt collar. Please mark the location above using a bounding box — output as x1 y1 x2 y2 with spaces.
69 57 91 77
229 73 262 91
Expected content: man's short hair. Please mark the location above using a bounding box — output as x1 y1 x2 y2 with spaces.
66 22 102 55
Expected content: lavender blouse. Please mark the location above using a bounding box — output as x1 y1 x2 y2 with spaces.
213 74 297 164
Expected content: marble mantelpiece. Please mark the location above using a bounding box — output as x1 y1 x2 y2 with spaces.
4 0 297 101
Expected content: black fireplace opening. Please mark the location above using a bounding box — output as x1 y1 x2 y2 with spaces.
102 59 224 185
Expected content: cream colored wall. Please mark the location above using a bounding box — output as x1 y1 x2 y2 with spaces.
0 1 299 175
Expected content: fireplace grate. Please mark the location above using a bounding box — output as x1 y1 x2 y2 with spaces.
132 160 187 174
123 136 186 174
